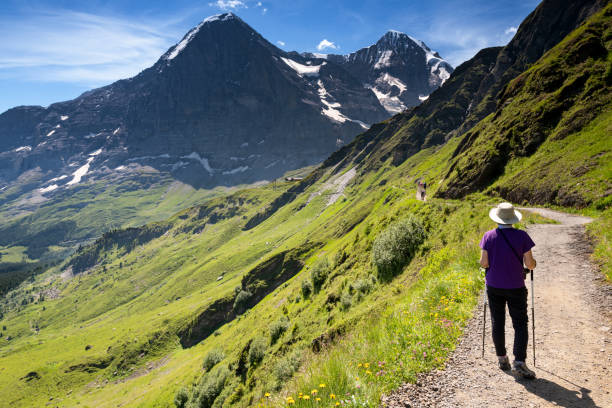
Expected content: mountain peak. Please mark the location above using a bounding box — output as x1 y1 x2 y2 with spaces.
202 12 241 24
384 29 408 37
163 13 244 61
375 30 431 56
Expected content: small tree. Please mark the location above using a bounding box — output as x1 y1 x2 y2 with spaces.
310 257 330 292
203 348 225 372
174 387 189 408
340 292 352 311
273 350 302 386
301 280 313 299
233 290 252 315
269 316 290 344
248 337 267 365
195 365 229 408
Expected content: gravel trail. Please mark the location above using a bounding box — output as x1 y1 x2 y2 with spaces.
382 208 612 408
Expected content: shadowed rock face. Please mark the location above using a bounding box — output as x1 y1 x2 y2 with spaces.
0 13 450 195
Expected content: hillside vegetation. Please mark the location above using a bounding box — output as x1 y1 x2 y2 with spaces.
0 2 610 408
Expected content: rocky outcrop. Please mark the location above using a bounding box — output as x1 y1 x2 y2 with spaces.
178 246 315 347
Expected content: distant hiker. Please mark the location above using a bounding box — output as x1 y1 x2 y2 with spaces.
479 202 537 379
415 179 426 201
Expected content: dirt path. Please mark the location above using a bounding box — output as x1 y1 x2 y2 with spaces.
382 208 612 408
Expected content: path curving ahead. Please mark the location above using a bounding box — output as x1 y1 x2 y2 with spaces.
383 208 612 408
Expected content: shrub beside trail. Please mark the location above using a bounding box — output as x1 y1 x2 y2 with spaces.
372 216 426 280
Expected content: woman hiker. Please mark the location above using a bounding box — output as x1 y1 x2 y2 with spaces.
479 202 537 379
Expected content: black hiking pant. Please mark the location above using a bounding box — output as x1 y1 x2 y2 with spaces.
487 285 528 362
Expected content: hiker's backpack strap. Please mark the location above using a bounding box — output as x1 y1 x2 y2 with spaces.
497 228 528 279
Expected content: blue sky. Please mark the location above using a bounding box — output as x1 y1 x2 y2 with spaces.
0 0 540 113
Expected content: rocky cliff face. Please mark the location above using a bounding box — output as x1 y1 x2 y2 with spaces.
0 13 451 196
326 31 453 113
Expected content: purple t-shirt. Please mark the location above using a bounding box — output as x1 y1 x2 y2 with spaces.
480 228 535 289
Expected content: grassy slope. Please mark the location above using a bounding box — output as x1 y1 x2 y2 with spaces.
587 208 612 281
0 5 610 408
438 5 612 206
0 138 547 408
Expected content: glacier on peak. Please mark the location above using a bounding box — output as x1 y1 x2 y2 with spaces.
281 57 324 77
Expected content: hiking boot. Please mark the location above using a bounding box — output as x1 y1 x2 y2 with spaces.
512 361 536 379
498 355 511 371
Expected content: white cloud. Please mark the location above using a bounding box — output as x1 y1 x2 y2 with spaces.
209 0 247 10
256 1 263 6
262 8 268 15
316 39 338 51
504 26 518 35
0 10 184 84
277 40 285 46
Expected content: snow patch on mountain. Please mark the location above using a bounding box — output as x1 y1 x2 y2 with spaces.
222 166 249 175
14 146 32 153
60 115 69 121
281 57 324 77
67 157 94 185
408 35 451 85
317 80 370 129
374 50 393 69
39 184 58 193
46 129 56 137
49 175 68 182
376 73 407 94
368 86 406 114
182 152 213 174
317 80 347 123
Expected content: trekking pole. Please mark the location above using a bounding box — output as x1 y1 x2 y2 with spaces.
530 269 536 367
482 289 487 358
481 267 488 359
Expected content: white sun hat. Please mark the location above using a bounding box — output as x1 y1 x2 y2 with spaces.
489 202 522 224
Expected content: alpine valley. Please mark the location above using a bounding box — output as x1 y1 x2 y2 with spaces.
0 13 452 279
0 0 610 407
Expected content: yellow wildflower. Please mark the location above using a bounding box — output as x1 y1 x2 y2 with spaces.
303 395 310 400
366 370 372 375
264 392 270 398
315 397 321 401
311 389 318 395
330 393 336 399
319 383 326 388
364 363 370 368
